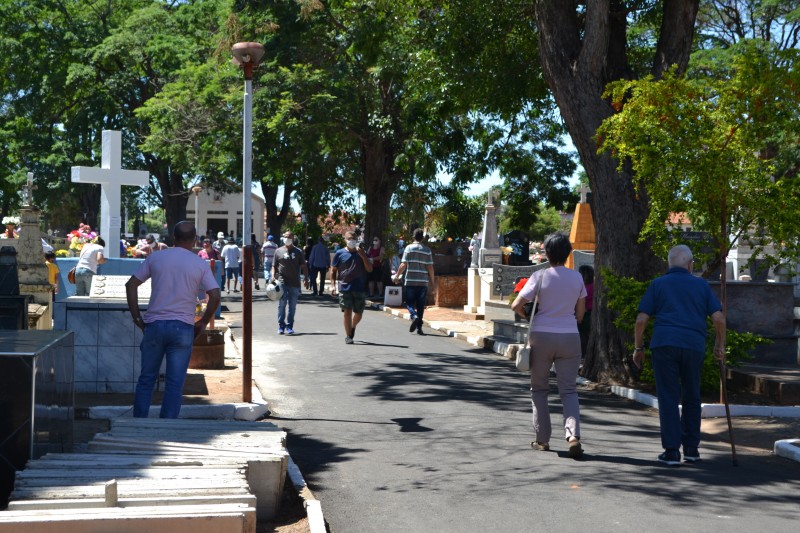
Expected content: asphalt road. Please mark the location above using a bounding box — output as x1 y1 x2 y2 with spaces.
226 291 800 533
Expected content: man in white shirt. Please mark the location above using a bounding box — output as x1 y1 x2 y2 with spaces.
221 239 242 293
261 235 278 283
125 221 220 418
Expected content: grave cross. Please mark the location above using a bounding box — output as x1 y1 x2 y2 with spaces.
71 130 149 258
578 183 591 204
21 172 36 206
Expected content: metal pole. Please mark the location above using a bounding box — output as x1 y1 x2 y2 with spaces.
242 77 253 403
194 192 200 233
718 359 738 466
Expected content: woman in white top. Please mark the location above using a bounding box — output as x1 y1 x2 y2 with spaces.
75 237 107 296
511 232 586 457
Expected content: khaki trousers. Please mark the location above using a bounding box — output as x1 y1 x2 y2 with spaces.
528 331 582 443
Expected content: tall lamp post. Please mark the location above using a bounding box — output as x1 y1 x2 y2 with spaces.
191 185 203 238
232 41 264 404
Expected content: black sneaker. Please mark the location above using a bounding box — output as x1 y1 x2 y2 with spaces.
409 318 419 332
658 449 681 466
683 447 701 462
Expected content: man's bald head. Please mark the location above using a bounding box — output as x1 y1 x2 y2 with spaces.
173 221 197 247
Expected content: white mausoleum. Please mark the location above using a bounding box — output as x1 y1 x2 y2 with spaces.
185 187 266 241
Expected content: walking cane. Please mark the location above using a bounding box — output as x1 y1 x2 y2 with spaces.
717 358 738 466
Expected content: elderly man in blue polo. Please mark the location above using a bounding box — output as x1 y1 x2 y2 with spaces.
634 244 726 466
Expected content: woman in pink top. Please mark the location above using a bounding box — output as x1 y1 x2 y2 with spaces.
511 233 586 457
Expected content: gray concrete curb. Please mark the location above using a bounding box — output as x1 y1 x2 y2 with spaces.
774 439 800 462
287 456 326 533
87 385 269 421
227 320 326 531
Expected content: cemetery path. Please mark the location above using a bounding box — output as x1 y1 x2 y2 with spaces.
222 291 800 533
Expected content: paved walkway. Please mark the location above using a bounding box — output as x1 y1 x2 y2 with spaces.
76 297 800 461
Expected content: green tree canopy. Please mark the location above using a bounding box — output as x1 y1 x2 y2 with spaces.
598 41 800 302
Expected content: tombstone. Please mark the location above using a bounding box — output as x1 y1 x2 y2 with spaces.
749 258 770 282
478 189 502 268
572 250 595 272
0 330 74 507
0 248 30 330
13 194 56 329
567 183 596 268
503 230 531 266
71 130 149 258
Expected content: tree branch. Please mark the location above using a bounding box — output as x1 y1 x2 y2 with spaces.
653 0 699 78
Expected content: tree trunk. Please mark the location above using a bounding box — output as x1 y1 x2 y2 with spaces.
261 181 293 238
78 185 101 230
361 136 395 243
535 1 698 384
149 158 187 242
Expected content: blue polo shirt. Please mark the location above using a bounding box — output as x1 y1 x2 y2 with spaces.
332 248 366 292
638 267 722 352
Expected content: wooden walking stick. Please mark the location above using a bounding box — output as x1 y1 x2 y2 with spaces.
718 358 738 466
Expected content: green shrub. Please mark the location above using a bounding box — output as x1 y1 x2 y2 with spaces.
603 268 768 393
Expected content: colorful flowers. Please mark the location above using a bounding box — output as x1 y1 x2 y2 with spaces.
67 223 98 252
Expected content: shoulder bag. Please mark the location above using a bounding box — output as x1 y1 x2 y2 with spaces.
67 267 76 284
515 270 545 372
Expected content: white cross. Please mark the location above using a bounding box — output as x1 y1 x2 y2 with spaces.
71 130 149 258
578 183 591 204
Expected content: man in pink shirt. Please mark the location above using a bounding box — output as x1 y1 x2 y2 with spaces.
125 221 220 418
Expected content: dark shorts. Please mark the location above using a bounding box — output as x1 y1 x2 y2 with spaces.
339 291 366 313
367 267 382 282
225 266 240 280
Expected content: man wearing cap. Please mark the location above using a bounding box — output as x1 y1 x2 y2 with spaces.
330 230 373 344
220 239 241 293
262 235 278 283
213 232 226 254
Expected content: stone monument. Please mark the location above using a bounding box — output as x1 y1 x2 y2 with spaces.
567 183 596 269
464 190 502 315
11 173 53 329
71 130 149 258
478 189 502 268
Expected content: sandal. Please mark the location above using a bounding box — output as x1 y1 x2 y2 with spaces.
568 438 583 458
530 441 550 451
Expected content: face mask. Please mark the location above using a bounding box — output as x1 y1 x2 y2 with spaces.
346 240 358 250
283 237 293 246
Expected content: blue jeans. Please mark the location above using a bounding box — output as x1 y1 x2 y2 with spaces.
74 267 95 296
264 261 273 282
651 346 704 451
134 320 195 418
404 285 428 321
278 286 301 328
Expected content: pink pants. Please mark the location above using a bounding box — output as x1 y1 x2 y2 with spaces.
529 331 582 443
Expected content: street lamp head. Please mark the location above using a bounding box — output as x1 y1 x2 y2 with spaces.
232 42 265 79
191 185 203 196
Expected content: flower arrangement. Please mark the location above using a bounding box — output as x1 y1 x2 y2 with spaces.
67 223 98 252
1 215 19 238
